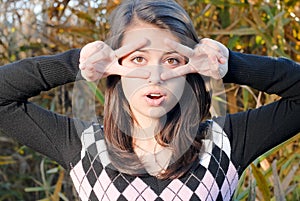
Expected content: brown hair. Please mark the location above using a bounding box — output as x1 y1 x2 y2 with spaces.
103 0 211 179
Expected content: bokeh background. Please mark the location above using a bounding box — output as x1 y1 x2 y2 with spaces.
0 0 299 200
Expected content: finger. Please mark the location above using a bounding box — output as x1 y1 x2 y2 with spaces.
164 38 194 58
218 56 227 64
81 69 102 82
200 39 228 63
80 45 112 71
82 48 112 68
160 65 194 80
191 46 226 79
114 38 149 58
80 41 105 64
108 65 150 78
196 44 226 64
199 38 220 51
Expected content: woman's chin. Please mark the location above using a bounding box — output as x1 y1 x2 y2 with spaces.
146 107 168 119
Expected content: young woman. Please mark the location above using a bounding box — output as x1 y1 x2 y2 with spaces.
0 0 299 200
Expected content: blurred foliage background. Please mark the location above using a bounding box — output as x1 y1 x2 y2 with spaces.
0 0 299 200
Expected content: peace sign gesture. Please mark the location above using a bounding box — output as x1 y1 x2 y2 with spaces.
161 38 229 80
79 39 150 82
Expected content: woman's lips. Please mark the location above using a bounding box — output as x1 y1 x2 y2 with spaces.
147 93 163 99
144 91 166 106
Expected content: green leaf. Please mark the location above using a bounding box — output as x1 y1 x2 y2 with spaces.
87 82 105 105
24 186 49 192
219 4 230 28
228 36 240 49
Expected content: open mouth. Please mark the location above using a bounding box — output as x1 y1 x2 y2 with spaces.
146 93 163 99
144 92 165 106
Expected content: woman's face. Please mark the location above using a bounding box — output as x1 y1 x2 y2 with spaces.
120 22 186 123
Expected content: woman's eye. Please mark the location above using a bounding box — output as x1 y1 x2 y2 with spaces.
166 58 179 65
132 57 146 64
163 57 183 67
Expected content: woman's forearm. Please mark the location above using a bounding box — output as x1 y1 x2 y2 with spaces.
0 49 81 105
224 50 300 100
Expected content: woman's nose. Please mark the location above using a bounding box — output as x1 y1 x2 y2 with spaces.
147 65 163 84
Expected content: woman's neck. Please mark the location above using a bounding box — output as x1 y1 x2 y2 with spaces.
132 113 163 138
133 123 157 140
132 117 160 154
132 126 172 177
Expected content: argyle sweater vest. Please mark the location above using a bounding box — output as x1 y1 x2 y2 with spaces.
69 121 239 201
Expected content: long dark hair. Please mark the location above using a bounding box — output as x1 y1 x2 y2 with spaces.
103 0 211 179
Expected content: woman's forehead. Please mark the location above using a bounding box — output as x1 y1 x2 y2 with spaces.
121 29 177 52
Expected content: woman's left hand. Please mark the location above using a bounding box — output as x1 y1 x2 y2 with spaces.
161 38 229 80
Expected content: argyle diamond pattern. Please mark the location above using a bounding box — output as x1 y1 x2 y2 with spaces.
70 121 239 201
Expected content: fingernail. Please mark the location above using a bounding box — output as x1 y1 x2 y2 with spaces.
220 57 227 64
79 64 85 70
141 38 150 45
160 73 168 81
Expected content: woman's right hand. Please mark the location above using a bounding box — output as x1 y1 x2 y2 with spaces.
79 39 150 81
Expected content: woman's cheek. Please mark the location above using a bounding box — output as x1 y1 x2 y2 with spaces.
165 76 186 102
121 77 147 102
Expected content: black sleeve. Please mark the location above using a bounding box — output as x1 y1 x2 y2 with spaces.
0 49 86 169
222 50 300 171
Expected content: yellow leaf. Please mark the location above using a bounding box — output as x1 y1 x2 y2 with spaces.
251 164 271 200
0 160 16 165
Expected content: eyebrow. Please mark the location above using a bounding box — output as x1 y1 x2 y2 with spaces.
134 49 180 55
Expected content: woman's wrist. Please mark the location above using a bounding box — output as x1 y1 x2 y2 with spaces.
36 48 81 87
